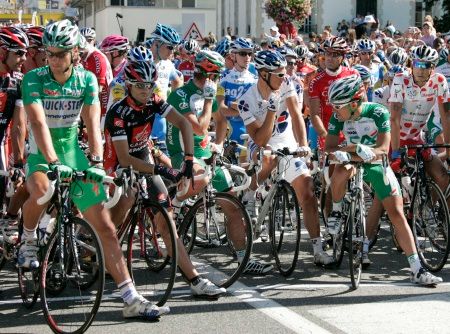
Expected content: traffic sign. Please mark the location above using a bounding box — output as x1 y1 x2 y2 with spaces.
184 22 203 41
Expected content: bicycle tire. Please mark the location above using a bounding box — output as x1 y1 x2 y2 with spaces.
332 205 348 268
126 200 177 307
348 194 364 290
179 192 252 288
412 179 450 272
269 181 301 277
18 265 40 309
41 216 104 334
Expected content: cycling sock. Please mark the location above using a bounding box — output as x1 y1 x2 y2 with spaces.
119 279 140 305
311 237 323 255
22 227 37 241
363 237 370 253
236 249 246 264
332 201 342 212
407 253 422 274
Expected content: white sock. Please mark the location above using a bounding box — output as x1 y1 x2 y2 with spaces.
118 279 140 305
22 227 37 242
407 253 422 274
363 238 370 253
311 237 323 255
172 197 182 210
332 201 342 212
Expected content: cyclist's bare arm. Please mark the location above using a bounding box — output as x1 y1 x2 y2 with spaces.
245 111 277 147
390 101 403 151
286 95 307 146
11 105 26 164
325 133 340 153
24 103 58 163
438 101 450 145
170 76 183 90
113 139 156 174
184 99 213 135
165 108 194 155
310 97 327 137
212 107 228 146
217 95 239 118
81 103 103 159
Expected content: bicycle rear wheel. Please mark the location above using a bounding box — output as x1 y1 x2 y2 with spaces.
41 217 104 334
179 192 252 288
348 196 364 290
126 201 177 306
269 181 301 277
412 180 450 272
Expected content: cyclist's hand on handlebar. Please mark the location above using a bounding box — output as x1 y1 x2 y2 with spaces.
10 163 25 184
210 142 223 154
49 161 73 179
296 146 312 158
332 150 351 163
356 144 376 162
154 164 182 183
85 166 106 183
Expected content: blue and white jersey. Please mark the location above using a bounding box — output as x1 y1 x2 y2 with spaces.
367 62 385 101
217 68 258 143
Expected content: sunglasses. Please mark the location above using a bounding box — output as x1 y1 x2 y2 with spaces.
46 49 70 59
9 49 27 57
164 44 175 51
286 61 296 66
331 103 349 110
268 71 286 78
412 60 432 69
128 81 154 89
206 72 221 80
237 51 252 57
325 51 343 58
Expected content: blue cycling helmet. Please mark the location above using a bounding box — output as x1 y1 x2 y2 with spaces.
352 64 371 82
230 37 253 52
387 65 408 78
214 38 231 57
277 46 298 59
144 37 154 49
357 39 376 53
254 50 287 71
128 45 153 62
151 23 180 46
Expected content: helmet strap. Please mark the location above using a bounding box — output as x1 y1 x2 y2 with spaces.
261 71 277 91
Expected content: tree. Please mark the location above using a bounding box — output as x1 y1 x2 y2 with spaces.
424 0 450 32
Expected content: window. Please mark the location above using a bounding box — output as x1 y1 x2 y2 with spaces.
164 0 178 7
95 0 105 11
110 0 124 5
128 0 154 6
356 0 377 17
182 0 195 7
415 1 423 27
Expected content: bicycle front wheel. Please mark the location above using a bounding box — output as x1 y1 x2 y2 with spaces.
179 192 252 288
126 201 177 306
41 217 104 334
269 181 301 277
348 196 364 290
412 180 450 272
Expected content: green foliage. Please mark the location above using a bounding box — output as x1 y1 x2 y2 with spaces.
264 0 312 24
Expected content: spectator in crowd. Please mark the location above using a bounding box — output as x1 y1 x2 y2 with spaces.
421 21 436 47
347 28 357 46
309 31 318 43
433 37 445 52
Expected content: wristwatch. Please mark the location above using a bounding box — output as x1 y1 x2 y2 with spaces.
89 155 103 164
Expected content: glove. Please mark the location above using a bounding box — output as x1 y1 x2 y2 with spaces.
333 151 352 164
267 92 281 112
210 142 223 154
390 158 402 173
296 146 312 158
203 79 217 100
49 161 73 179
154 164 182 183
376 50 386 62
85 166 106 183
356 144 376 162
181 158 194 180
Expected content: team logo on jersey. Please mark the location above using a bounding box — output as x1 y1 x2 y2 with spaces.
114 118 124 128
275 110 289 133
132 123 152 144
176 90 187 98
43 89 59 97
0 92 6 112
238 100 249 112
179 102 188 110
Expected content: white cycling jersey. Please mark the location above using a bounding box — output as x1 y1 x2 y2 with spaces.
373 85 390 107
388 71 449 141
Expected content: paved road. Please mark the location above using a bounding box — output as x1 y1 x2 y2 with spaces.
1 223 450 334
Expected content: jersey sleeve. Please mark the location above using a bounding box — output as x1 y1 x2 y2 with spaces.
308 75 320 99
436 74 449 104
104 103 127 141
238 94 256 126
168 65 179 82
153 94 173 117
84 71 100 105
373 104 390 133
388 74 404 103
167 88 191 115
216 80 226 97
327 112 343 136
22 70 43 105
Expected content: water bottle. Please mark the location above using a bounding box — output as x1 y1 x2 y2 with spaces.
38 213 56 245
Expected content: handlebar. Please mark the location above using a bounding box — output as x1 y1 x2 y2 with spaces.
176 169 208 197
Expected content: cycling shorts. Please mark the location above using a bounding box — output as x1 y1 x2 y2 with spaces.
363 163 401 201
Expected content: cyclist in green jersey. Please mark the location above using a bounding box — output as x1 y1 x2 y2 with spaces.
325 74 442 286
20 19 170 320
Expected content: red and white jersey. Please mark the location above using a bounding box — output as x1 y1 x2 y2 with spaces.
81 48 113 117
388 71 449 141
178 60 195 83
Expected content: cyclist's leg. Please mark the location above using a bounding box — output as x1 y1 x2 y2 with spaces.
425 155 449 193
366 196 383 241
109 187 137 228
